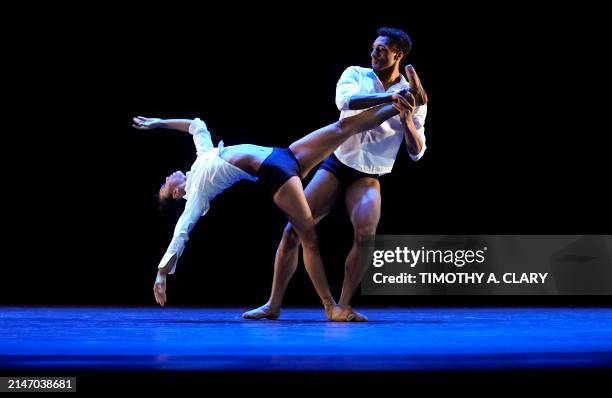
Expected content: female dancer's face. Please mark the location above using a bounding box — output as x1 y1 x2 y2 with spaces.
159 171 187 200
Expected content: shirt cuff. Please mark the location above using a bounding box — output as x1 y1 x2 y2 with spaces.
189 118 207 136
159 252 178 275
409 143 427 161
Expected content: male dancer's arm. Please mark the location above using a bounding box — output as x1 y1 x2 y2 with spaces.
336 65 428 111
400 65 428 160
347 93 398 110
394 94 426 160
336 67 395 110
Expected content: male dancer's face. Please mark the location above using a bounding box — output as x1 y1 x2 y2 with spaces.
159 171 187 201
371 36 401 72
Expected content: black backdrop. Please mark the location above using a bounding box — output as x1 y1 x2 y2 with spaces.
6 4 609 307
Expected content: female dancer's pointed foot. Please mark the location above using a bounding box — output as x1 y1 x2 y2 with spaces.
242 303 280 320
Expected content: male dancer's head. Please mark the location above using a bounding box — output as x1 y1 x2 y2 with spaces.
371 27 412 78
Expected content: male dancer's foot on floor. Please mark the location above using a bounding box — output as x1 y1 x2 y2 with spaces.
327 305 368 322
322 297 368 322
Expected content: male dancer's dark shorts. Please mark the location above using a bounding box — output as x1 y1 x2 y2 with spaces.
257 147 302 197
318 153 379 189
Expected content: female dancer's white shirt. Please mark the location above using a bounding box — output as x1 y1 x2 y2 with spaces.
158 119 256 274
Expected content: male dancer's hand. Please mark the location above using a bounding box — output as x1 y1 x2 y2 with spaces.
154 269 168 306
392 92 417 120
405 64 428 106
133 116 164 130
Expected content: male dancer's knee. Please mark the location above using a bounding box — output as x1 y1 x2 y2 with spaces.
353 223 378 245
345 223 377 278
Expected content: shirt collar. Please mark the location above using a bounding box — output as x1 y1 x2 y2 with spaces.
369 68 409 92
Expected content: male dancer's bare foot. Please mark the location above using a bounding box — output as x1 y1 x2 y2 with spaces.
322 297 337 320
327 305 369 322
242 303 281 320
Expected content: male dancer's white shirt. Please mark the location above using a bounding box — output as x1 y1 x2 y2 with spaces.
158 119 256 274
335 66 427 174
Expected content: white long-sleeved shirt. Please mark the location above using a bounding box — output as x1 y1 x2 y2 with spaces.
334 66 428 174
158 119 256 274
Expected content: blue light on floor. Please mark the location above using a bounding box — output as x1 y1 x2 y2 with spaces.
1 307 611 371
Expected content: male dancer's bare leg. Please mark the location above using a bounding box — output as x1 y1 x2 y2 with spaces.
334 177 382 321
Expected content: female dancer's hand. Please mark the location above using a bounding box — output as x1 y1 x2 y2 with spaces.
405 64 428 106
153 270 168 306
132 116 164 130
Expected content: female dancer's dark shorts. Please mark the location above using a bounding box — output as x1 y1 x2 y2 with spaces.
257 147 302 197
319 153 379 189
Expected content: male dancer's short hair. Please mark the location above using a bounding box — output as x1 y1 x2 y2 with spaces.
376 27 413 62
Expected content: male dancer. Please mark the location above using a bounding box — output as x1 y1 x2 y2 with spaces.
244 27 428 321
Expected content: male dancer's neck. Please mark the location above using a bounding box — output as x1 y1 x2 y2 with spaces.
375 66 401 90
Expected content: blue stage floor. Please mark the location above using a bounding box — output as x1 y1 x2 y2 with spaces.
1 307 611 371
